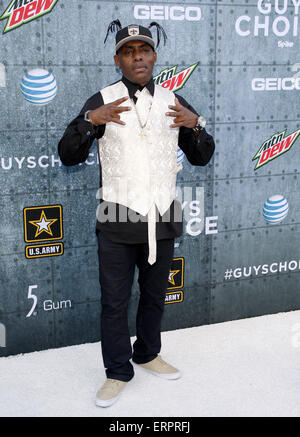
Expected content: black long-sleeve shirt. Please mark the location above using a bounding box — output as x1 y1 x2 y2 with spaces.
58 76 215 243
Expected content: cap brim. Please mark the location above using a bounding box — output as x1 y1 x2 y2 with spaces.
116 35 155 52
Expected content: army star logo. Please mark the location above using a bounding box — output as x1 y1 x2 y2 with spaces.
29 210 58 238
168 269 180 286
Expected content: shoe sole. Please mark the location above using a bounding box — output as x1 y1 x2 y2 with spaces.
133 363 182 380
95 393 121 408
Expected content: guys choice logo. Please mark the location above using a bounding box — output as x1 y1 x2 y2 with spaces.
0 0 58 34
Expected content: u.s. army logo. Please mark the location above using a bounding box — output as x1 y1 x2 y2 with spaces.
165 257 184 304
23 205 64 259
24 205 63 243
167 257 184 290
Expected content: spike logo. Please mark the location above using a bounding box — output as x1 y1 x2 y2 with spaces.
253 128 300 170
153 62 198 92
0 0 58 34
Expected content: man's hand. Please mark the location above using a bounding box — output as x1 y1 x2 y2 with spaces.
88 96 131 126
166 97 198 128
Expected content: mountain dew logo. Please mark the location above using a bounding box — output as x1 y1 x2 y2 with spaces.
153 62 198 92
253 128 300 170
0 0 58 34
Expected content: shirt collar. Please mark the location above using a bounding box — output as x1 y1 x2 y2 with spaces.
121 75 154 100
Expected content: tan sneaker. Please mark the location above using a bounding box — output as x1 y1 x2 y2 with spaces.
95 378 127 407
133 355 181 380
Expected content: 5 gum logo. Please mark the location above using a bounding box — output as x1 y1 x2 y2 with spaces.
26 285 72 317
0 0 59 34
26 285 38 317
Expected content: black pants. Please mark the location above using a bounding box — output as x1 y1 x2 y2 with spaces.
97 230 175 382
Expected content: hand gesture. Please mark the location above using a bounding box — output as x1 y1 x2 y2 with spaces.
88 97 131 126
166 97 198 129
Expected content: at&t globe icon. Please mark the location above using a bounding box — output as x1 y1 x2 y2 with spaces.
177 146 184 165
263 194 289 224
20 68 57 105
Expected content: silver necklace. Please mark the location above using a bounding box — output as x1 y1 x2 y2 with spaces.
131 96 152 137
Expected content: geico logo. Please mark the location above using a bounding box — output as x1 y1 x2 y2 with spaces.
134 5 201 21
252 77 300 90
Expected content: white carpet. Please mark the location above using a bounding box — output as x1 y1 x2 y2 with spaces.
1 310 300 417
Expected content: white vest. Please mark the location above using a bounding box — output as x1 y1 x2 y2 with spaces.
98 80 181 264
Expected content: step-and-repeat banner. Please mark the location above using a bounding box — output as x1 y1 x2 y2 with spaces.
0 0 299 356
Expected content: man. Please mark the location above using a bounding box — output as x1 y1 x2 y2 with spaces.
58 22 215 408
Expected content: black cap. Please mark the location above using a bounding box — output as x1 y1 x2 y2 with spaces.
115 24 155 52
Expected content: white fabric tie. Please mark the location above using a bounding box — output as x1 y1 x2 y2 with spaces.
135 88 156 265
134 88 152 126
147 203 157 265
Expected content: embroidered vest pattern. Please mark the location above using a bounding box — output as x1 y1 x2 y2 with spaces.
98 81 181 264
